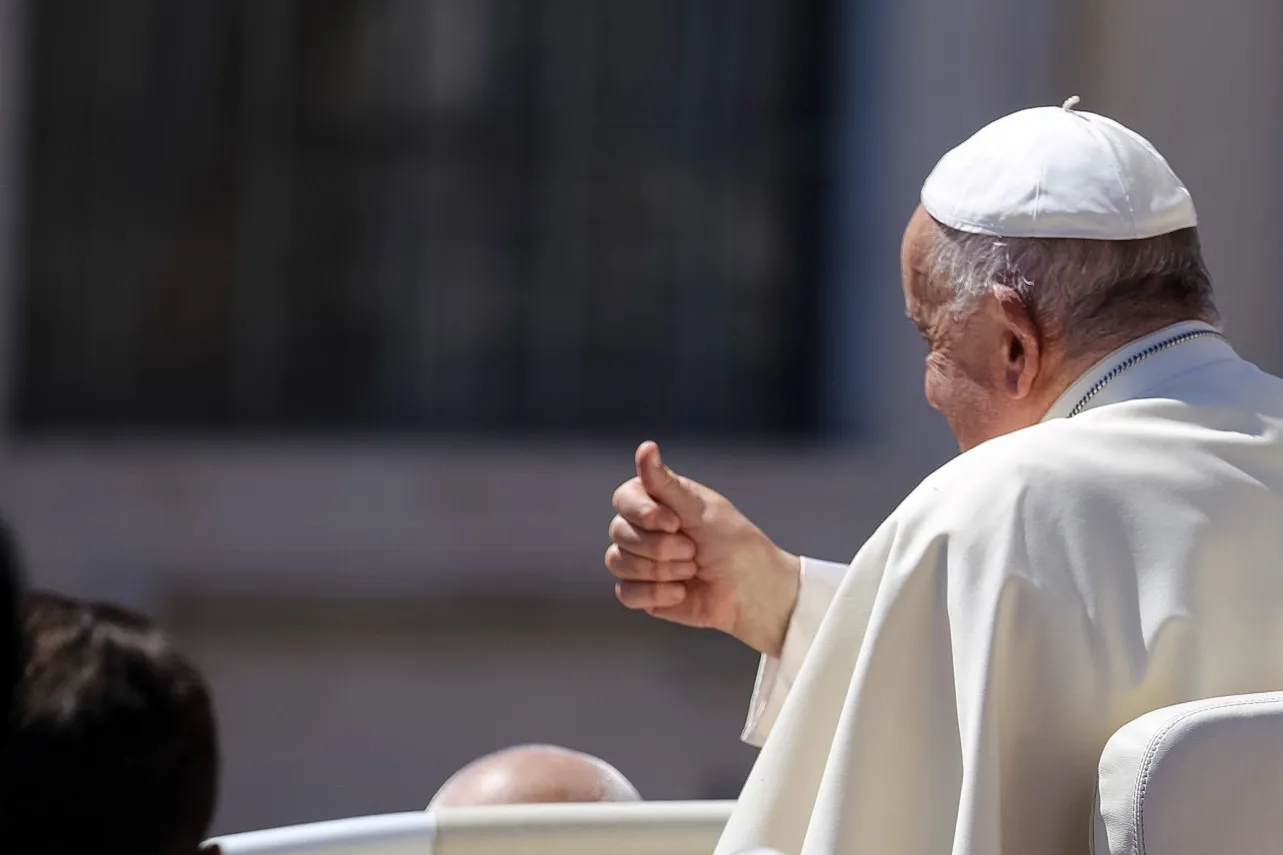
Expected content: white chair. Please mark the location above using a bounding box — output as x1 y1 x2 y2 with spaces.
206 812 432 855
207 800 734 855
1093 692 1283 855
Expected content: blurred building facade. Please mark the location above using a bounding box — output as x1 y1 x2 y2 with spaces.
0 0 1279 834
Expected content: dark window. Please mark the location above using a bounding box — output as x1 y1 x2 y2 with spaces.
16 0 834 438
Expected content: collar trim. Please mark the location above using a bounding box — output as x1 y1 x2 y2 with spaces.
1041 321 1235 422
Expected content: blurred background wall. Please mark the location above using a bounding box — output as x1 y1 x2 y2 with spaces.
0 0 1277 835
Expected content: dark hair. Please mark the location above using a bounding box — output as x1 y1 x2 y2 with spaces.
0 524 18 737
1 592 219 855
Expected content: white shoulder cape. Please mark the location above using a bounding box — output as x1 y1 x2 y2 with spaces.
718 333 1283 855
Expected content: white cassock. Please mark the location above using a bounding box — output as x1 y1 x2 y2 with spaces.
717 320 1283 855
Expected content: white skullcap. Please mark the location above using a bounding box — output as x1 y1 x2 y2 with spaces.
920 96 1197 240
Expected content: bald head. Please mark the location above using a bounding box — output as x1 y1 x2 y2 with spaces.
429 745 641 808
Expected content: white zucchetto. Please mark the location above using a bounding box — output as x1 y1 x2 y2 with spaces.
920 97 1197 240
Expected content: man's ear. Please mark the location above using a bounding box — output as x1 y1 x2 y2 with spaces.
990 284 1041 399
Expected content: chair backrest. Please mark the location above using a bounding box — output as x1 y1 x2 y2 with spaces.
1093 692 1283 855
208 800 735 855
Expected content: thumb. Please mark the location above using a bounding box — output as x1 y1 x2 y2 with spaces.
635 441 706 526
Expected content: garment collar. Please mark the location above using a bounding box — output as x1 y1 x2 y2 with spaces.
1041 321 1236 422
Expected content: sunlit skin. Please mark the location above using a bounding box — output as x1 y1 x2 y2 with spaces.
902 205 1073 451
429 745 640 808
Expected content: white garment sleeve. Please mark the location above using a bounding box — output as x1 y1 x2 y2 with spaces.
741 556 848 747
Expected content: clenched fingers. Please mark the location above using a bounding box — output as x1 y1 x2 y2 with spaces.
604 544 697 582
612 478 681 533
615 580 687 610
607 516 695 562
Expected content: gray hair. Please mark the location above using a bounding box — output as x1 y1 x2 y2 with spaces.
925 223 1219 355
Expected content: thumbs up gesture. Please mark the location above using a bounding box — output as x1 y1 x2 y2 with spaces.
605 441 801 658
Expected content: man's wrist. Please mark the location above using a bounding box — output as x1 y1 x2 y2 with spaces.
738 547 801 658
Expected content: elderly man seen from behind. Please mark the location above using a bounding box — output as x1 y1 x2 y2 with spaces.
429 744 640 808
606 99 1283 855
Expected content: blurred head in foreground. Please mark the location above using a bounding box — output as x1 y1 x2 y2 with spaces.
0 592 220 855
430 744 641 808
0 524 19 735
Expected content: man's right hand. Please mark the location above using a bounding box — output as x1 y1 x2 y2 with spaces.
605 441 801 658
